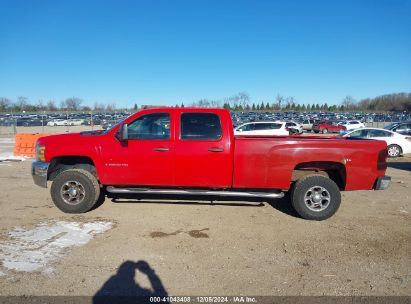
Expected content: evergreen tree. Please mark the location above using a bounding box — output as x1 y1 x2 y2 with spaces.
306 104 311 111
315 103 320 110
260 101 265 111
252 103 256 111
265 102 270 110
302 104 306 111
181 103 184 108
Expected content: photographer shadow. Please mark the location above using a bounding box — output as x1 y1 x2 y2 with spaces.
93 260 168 304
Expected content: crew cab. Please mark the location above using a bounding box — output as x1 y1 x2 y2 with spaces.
32 108 391 220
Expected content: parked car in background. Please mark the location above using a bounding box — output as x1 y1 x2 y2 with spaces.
47 119 68 126
234 121 289 136
285 121 303 134
313 121 346 134
102 120 121 130
338 120 365 130
338 127 411 158
67 119 85 126
301 119 315 132
384 121 411 136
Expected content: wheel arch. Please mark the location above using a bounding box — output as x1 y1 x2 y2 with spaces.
292 161 346 190
48 156 99 182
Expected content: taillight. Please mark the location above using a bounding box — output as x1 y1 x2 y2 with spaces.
377 149 387 171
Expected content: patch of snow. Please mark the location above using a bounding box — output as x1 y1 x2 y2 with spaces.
0 221 113 273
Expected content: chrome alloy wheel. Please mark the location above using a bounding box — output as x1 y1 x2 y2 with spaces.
60 181 86 205
388 145 400 157
304 186 331 212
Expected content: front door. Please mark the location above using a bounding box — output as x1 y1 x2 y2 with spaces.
102 112 174 186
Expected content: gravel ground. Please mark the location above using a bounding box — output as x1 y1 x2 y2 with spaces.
0 139 410 297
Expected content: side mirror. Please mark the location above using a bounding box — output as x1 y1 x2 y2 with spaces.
116 123 128 141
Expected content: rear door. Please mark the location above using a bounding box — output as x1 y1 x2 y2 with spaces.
174 111 233 187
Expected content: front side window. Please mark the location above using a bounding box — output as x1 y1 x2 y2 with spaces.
127 113 170 140
181 113 222 140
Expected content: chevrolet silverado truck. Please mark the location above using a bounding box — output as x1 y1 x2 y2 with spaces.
32 108 391 220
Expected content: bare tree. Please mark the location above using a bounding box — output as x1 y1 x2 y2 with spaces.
64 97 83 111
17 96 28 111
59 100 66 110
106 103 116 112
342 96 356 110
37 99 45 111
93 102 105 111
238 92 250 109
47 100 58 111
0 97 11 112
275 94 284 109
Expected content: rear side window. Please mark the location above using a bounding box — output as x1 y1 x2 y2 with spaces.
369 130 392 137
181 113 222 140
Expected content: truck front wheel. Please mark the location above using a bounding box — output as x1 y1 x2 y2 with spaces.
50 168 101 213
291 175 341 220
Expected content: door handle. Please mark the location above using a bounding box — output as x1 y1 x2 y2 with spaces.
208 147 224 152
154 147 169 152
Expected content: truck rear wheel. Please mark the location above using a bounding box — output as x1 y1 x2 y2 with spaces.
50 168 101 213
291 175 341 220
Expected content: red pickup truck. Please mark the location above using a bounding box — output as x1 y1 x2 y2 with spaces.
32 108 390 220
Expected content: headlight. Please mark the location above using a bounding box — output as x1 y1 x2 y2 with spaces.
35 144 46 162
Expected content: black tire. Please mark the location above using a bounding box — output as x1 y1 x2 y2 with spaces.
313 130 319 133
387 144 402 158
322 128 328 134
291 175 341 220
50 168 101 213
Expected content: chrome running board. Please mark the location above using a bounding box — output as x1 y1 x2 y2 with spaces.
106 186 284 199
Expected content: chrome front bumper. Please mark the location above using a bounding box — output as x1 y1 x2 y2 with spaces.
31 161 49 188
374 176 391 190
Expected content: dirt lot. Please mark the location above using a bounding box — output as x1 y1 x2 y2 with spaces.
0 145 410 297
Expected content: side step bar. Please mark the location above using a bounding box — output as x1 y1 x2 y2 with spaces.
106 186 284 199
